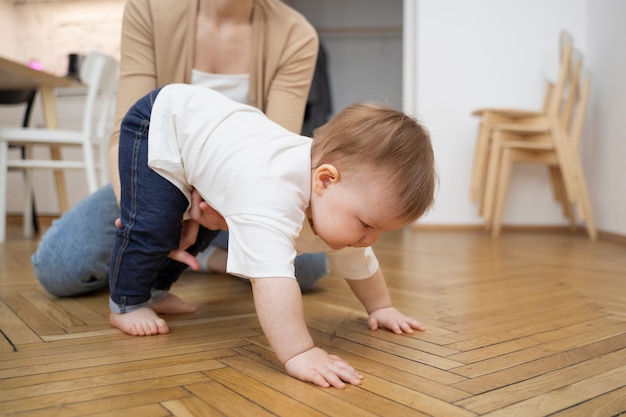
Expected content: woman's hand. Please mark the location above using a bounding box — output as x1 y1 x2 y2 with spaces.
190 188 228 231
114 217 200 270
170 220 200 270
367 307 425 334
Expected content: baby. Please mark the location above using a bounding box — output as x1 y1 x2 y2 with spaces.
109 84 436 388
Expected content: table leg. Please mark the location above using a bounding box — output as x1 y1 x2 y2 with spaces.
39 85 69 213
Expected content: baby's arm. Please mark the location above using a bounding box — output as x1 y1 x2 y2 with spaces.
346 267 425 334
250 277 363 388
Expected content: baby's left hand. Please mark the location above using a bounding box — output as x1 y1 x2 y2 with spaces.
368 307 425 334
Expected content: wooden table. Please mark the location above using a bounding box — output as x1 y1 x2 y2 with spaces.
0 56 81 212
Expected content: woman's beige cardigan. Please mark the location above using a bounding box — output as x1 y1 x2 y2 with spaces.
109 0 319 200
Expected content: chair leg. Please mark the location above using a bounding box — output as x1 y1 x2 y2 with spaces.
549 166 576 231
570 154 597 240
491 147 515 237
470 118 492 202
22 146 35 238
0 142 8 243
18 145 39 234
83 145 99 194
551 126 579 206
31 197 40 234
481 130 510 224
23 169 33 239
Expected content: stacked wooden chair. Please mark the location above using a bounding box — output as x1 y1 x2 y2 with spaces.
469 32 596 240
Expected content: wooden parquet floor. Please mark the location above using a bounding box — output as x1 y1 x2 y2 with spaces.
0 222 625 416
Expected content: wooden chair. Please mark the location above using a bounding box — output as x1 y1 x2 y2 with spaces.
0 51 118 243
487 60 595 240
478 37 577 224
469 31 574 215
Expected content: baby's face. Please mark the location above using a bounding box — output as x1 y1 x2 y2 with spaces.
308 164 406 250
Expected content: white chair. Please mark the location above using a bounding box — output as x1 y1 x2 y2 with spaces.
0 51 118 243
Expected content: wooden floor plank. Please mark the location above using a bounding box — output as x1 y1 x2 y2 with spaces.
11 387 190 417
0 298 41 346
450 322 626 378
455 348 626 414
480 364 626 417
161 395 225 417
207 367 328 417
1 294 67 336
1 225 625 416
184 380 277 417
0 373 210 415
220 352 384 417
451 333 626 394
549 385 626 417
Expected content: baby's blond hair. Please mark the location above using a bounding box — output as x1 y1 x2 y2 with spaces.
311 103 436 223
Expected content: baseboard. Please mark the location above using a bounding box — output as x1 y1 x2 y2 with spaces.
8 215 626 247
412 223 626 246
597 230 626 246
6 214 56 227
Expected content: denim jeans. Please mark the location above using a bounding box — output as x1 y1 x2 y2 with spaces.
32 184 327 297
31 183 119 297
32 95 328 299
109 88 220 311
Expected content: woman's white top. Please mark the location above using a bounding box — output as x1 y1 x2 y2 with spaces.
191 69 250 104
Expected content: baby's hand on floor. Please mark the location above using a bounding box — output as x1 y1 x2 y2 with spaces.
284 347 363 389
368 307 425 334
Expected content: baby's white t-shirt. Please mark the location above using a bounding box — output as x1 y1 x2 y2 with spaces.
148 84 378 281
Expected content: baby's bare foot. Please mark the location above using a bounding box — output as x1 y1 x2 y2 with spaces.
151 293 197 315
110 307 169 336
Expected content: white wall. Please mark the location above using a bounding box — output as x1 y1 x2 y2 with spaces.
410 0 626 236
584 0 626 235
0 0 17 57
14 0 123 76
3 0 626 236
411 0 589 227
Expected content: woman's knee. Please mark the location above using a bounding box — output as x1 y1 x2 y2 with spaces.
294 252 328 292
31 184 119 296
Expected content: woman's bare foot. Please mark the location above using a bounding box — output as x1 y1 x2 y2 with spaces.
110 307 169 336
151 293 197 315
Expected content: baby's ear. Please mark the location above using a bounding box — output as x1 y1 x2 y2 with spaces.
312 164 340 193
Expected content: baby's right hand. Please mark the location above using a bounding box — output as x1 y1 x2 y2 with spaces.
284 347 363 388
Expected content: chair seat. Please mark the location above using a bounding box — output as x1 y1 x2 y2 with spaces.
492 123 551 135
471 108 544 119
500 139 554 151
0 127 85 145
7 159 90 170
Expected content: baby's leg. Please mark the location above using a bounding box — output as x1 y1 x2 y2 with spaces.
110 307 169 336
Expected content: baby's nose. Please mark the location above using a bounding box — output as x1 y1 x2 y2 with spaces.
360 231 381 247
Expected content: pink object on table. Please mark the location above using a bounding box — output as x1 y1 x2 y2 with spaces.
28 60 43 71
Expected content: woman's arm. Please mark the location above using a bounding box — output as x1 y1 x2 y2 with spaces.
263 35 318 134
253 3 319 134
108 0 161 201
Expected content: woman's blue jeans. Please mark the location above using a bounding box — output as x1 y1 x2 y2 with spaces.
109 88 219 311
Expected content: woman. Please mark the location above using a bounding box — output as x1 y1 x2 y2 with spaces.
32 0 327 297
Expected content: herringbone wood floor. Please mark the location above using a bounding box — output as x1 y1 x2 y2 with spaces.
0 221 625 416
